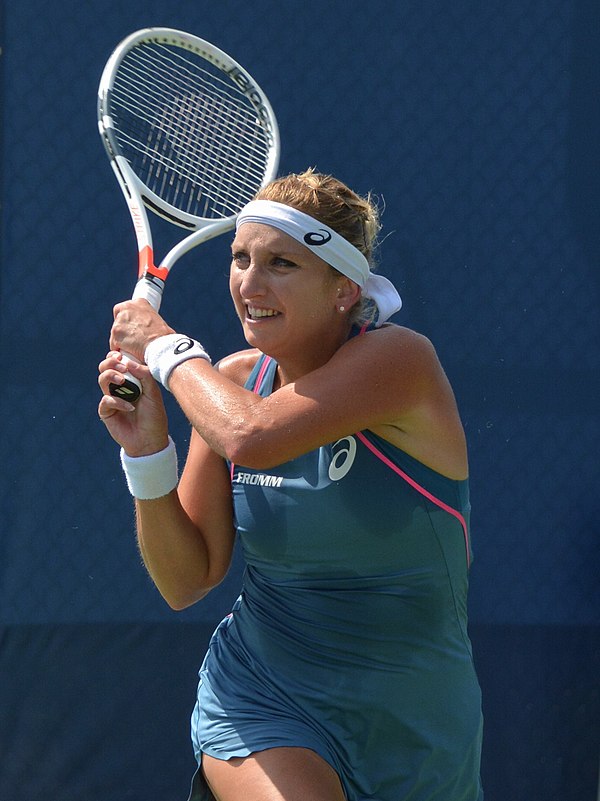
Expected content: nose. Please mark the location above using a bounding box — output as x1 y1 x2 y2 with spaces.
238 262 267 300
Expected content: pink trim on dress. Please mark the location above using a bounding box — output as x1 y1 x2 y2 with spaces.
254 355 273 393
355 431 471 567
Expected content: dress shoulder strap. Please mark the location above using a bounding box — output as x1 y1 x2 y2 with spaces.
244 354 278 396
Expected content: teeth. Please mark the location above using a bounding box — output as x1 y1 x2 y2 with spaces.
248 307 279 318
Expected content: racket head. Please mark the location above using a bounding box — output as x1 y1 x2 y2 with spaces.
97 27 280 232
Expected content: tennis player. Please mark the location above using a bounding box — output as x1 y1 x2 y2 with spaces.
98 169 484 801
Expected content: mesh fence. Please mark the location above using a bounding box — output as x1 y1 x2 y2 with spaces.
0 1 598 799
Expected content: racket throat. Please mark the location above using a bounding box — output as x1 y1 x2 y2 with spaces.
137 246 168 281
132 245 167 309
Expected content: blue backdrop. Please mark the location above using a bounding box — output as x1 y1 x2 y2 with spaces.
0 1 598 799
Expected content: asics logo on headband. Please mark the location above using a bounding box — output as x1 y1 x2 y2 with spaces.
304 230 332 246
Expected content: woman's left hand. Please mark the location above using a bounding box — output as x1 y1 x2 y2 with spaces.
110 299 175 362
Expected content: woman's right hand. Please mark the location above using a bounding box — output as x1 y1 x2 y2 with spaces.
98 351 170 457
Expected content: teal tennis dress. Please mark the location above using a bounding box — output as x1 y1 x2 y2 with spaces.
189 351 483 801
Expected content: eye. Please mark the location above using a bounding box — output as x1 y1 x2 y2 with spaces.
231 251 250 267
272 257 298 269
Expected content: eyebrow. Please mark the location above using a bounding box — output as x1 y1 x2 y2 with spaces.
230 241 308 260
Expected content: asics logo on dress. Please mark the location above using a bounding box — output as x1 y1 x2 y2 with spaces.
233 438 357 488
328 436 357 481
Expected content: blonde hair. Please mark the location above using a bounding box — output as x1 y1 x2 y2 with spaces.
256 169 382 323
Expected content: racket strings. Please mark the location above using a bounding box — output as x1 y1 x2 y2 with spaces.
110 42 271 219
122 51 267 180
115 69 266 215
159 90 264 217
116 51 267 207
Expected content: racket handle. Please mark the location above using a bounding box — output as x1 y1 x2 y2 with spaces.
109 276 165 402
132 275 164 310
109 352 142 402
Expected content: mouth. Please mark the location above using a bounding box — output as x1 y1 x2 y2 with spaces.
246 305 281 320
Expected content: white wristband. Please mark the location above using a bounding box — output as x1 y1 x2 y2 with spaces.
145 334 211 391
120 436 179 499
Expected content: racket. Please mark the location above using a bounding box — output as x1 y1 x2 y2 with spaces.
98 27 280 400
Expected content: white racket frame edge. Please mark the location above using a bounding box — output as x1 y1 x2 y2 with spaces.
98 27 280 311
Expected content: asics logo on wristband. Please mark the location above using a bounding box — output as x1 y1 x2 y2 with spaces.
145 333 211 391
174 338 194 354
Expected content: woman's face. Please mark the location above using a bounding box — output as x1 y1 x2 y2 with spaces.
229 223 348 363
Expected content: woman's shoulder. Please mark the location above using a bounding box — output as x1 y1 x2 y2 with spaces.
364 322 433 346
215 348 264 387
355 325 467 479
349 323 441 373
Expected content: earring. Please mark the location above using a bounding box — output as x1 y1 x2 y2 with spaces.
339 305 346 312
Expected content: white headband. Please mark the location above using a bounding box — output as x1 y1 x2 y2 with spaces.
236 200 402 326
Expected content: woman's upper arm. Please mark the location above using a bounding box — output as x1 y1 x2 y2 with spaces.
172 350 264 582
177 427 237 586
169 330 458 471
228 327 451 468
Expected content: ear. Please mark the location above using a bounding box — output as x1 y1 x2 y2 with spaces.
336 278 362 311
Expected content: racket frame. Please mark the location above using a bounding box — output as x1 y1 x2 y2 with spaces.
97 26 280 310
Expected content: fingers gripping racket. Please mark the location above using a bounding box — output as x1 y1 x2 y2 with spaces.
98 28 280 400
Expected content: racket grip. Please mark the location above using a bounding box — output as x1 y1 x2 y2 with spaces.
132 276 164 310
109 352 142 403
109 276 165 402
